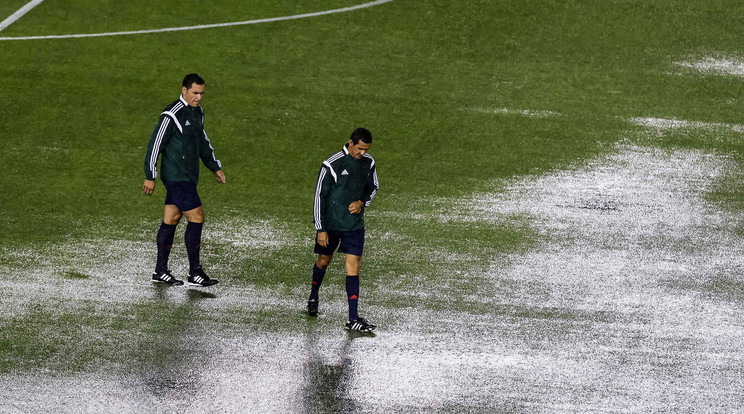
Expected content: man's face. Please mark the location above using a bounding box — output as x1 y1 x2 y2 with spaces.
347 139 371 159
182 83 205 107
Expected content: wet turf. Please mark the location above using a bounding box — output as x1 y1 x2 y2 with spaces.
2 0 744 412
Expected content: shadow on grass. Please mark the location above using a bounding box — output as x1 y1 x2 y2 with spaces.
301 330 361 413
138 284 219 400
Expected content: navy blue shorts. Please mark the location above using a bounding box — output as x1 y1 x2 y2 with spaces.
163 181 202 212
314 228 365 257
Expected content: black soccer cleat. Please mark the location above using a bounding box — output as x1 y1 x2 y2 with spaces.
307 299 319 317
345 317 376 333
152 270 184 286
187 266 219 287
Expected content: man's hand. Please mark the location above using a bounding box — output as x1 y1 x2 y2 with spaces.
317 231 329 247
348 200 364 215
143 179 155 195
215 170 226 183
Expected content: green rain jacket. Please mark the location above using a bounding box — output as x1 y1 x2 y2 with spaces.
144 95 221 183
313 144 379 232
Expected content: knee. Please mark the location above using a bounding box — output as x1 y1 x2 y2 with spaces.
345 255 361 266
316 255 332 268
164 212 182 225
345 256 361 274
186 207 205 224
195 210 205 222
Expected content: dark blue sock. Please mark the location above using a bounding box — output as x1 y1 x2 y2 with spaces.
309 264 327 300
346 275 359 321
155 222 177 273
184 221 203 273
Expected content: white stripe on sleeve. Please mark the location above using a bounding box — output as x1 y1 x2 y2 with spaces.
149 117 171 179
366 167 379 207
203 130 222 168
314 167 327 230
322 161 337 183
160 110 183 133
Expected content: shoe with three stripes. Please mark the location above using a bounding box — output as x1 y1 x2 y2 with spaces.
151 270 184 286
187 266 219 287
345 317 376 333
307 299 319 317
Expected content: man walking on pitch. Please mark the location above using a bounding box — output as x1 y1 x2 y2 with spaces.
143 73 224 287
308 127 380 333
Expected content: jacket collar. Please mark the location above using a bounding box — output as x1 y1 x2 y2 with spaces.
179 95 189 107
343 143 350 155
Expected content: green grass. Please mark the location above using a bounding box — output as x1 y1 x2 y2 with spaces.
2 1 744 410
3 0 744 245
0 293 221 373
0 0 365 36
59 270 90 279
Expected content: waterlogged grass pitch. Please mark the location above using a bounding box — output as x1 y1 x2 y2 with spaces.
1 0 744 412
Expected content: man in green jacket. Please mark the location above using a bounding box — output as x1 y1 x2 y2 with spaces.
142 73 224 287
307 127 379 333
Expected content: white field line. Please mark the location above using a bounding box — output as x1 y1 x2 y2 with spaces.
0 0 44 32
0 0 393 41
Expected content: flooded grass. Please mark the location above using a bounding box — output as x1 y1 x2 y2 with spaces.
3 0 744 412
3 142 744 412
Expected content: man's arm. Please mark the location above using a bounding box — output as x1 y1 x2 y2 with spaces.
142 115 173 194
360 163 379 207
199 130 223 178
349 163 377 214
313 164 334 236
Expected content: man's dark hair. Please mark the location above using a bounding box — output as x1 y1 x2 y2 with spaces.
182 73 205 89
350 127 373 145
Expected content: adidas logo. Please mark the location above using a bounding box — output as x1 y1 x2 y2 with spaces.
341 169 349 175
185 120 191 126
